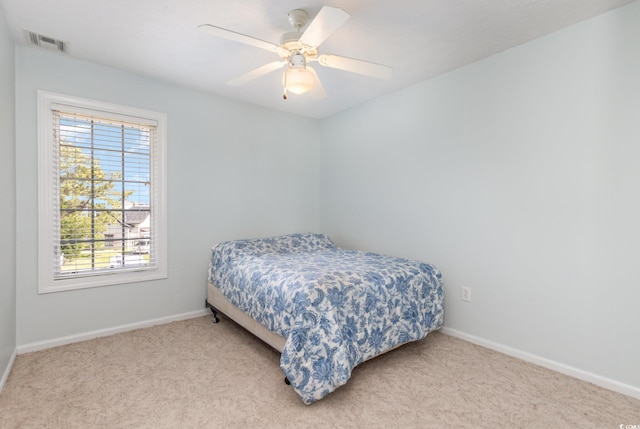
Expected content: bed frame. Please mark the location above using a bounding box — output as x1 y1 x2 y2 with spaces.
205 281 286 353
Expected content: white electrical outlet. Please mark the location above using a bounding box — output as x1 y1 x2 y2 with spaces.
461 287 472 302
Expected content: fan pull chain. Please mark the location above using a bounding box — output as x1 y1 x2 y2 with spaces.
283 64 289 99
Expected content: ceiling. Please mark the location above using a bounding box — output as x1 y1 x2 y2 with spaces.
1 0 636 118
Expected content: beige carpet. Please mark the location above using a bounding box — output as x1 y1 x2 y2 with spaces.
1 316 638 428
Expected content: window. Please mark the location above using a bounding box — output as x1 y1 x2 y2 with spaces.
38 91 167 293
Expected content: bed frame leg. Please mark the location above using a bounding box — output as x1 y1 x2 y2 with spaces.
205 299 220 324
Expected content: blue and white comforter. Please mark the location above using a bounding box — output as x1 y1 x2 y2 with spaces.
208 233 444 404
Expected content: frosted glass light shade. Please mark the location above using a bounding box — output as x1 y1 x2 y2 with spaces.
284 67 314 95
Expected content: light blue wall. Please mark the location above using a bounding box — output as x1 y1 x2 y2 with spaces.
0 3 16 382
319 1 640 390
15 47 321 345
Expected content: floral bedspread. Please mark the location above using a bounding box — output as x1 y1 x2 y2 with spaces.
208 233 444 404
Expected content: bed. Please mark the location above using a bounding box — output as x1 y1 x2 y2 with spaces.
206 233 444 404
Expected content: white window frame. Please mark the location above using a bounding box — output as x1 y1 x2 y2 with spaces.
37 90 168 293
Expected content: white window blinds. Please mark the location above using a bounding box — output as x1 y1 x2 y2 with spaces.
38 91 167 293
52 109 156 278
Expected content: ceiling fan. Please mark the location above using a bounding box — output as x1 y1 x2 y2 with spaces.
198 6 393 99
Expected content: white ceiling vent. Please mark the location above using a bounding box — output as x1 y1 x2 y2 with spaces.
25 30 67 53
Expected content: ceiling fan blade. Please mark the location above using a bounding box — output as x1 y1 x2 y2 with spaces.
228 61 286 86
307 66 326 100
317 54 393 80
299 6 350 47
198 24 285 55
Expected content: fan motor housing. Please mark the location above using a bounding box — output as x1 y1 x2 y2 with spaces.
281 32 303 50
280 32 318 59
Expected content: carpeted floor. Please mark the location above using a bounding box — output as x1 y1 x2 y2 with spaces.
0 316 638 428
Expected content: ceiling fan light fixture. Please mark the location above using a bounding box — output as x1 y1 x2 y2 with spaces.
284 67 315 95
283 52 314 96
199 6 392 100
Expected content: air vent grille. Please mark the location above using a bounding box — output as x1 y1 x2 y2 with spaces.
25 30 67 53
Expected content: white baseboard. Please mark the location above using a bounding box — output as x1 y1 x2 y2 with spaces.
0 348 17 394
17 309 210 355
441 326 640 401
